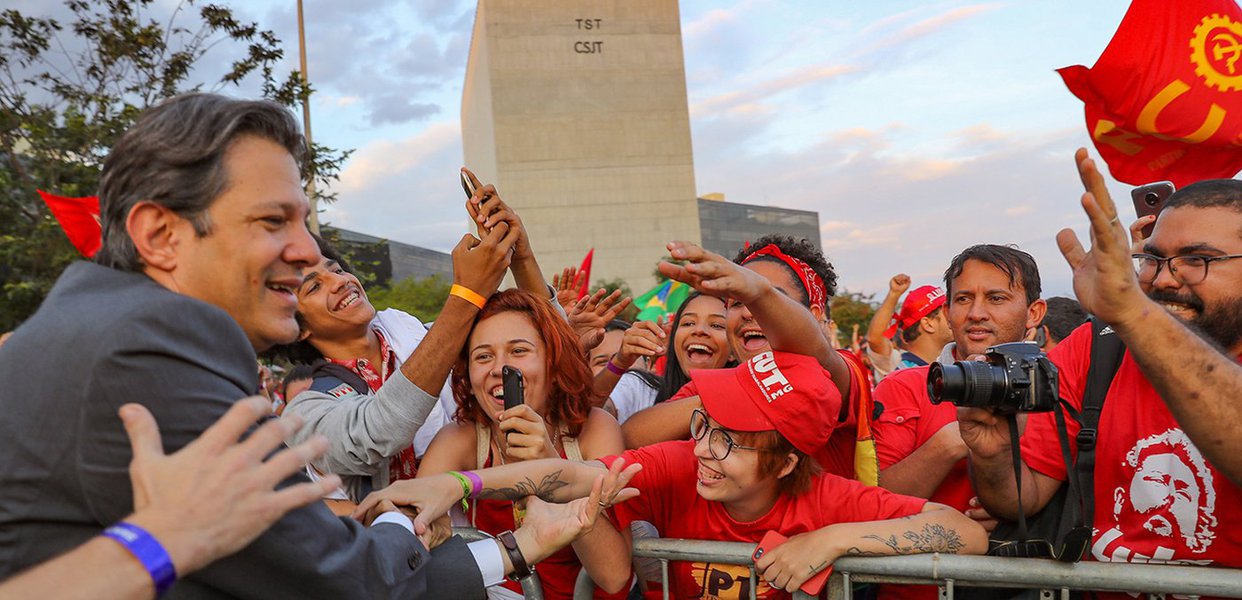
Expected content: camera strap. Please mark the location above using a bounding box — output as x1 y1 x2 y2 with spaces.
1006 415 1030 541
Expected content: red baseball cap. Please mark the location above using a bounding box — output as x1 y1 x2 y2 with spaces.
883 285 946 338
690 351 840 464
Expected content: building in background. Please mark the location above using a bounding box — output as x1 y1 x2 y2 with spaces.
324 226 452 287
462 0 701 293
697 194 821 258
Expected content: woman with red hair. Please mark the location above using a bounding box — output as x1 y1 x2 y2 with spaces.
418 288 631 600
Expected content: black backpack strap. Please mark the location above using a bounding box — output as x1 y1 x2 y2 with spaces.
1074 318 1125 537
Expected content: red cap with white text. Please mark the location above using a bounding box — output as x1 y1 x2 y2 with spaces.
691 351 840 462
883 285 947 338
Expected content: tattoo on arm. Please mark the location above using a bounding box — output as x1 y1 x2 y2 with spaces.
845 524 966 556
477 470 569 502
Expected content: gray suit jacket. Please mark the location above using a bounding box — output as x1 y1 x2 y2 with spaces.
0 262 485 599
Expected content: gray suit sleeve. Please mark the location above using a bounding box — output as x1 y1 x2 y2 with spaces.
75 298 481 599
286 369 439 476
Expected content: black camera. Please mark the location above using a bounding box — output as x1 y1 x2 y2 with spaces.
927 342 1058 414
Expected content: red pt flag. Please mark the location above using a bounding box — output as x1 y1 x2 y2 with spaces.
577 248 594 300
37 191 101 258
1059 0 1242 187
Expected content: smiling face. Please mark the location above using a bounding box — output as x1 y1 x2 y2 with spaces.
296 257 376 344
166 135 317 351
467 311 551 422
947 259 1044 358
1141 206 1242 354
727 260 809 362
673 295 730 373
691 410 781 518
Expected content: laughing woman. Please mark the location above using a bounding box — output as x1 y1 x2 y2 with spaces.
417 289 631 600
601 293 733 425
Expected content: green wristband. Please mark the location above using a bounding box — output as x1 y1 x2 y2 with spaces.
447 471 471 511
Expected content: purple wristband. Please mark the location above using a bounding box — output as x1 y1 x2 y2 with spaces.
103 522 177 596
463 470 484 497
605 360 625 376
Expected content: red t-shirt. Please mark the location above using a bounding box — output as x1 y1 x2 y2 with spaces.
1023 323 1242 572
602 441 926 600
871 366 974 512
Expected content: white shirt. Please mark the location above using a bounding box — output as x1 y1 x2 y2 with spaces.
610 372 659 424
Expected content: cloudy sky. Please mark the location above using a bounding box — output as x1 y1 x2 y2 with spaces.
20 0 1143 297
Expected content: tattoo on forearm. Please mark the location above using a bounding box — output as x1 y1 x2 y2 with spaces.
477 470 569 502
848 524 966 556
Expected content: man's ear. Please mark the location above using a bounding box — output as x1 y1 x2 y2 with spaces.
1025 298 1048 333
126 201 183 272
296 326 312 342
777 452 800 480
809 304 826 322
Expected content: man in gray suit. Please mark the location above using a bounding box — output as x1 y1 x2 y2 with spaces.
0 93 589 598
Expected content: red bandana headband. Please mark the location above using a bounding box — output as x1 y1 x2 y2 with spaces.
741 244 828 311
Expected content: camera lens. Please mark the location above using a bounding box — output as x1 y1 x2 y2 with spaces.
928 362 961 404
1145 192 1160 207
927 359 1006 408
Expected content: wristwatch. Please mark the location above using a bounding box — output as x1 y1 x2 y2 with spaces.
496 530 534 580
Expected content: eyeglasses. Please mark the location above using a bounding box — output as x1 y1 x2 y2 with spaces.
1131 253 1242 285
689 409 765 461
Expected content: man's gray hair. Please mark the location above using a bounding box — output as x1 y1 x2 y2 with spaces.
95 93 307 271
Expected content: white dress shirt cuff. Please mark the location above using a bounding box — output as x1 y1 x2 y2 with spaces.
370 511 415 536
467 539 507 587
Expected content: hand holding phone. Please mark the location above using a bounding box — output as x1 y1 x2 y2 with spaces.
502 366 524 411
1130 181 1174 239
752 530 832 595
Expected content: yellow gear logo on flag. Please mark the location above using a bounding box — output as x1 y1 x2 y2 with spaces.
1191 13 1242 92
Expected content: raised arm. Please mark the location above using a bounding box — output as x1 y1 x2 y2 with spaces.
463 167 551 301
866 274 909 356
658 241 850 397
1057 149 1242 487
592 321 665 398
286 226 517 475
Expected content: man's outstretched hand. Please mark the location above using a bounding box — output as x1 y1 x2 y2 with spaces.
1055 148 1151 327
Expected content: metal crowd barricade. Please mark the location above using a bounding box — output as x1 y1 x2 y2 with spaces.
452 531 1242 599
623 538 1242 600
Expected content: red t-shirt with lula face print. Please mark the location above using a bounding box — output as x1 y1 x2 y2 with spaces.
601 441 925 600
1022 323 1242 597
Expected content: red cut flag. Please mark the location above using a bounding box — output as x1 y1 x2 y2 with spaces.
1058 0 1242 187
576 248 593 300
38 191 102 258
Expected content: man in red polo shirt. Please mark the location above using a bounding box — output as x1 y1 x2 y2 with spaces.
873 246 1045 512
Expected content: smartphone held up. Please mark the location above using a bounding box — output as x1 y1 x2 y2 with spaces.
502 365 525 411
1130 181 1174 239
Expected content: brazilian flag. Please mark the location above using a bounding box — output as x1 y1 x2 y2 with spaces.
633 279 691 322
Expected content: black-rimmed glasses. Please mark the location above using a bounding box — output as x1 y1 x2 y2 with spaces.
1131 253 1242 285
689 408 766 461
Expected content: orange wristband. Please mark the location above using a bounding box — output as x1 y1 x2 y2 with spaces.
450 284 487 309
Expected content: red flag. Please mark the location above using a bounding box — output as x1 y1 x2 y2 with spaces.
38 191 102 258
576 248 594 300
1059 0 1242 188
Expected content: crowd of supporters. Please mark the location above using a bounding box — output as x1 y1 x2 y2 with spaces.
1 93 1241 600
